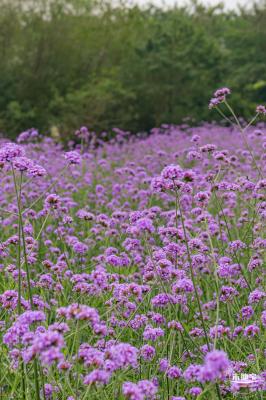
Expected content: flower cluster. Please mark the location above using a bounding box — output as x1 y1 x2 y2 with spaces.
209 87 231 109
0 108 265 399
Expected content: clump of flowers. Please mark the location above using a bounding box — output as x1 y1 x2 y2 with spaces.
0 90 265 399
209 87 231 109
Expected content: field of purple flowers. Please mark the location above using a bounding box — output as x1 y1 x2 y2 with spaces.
0 90 265 399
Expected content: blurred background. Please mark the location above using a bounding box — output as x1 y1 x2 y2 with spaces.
0 0 265 139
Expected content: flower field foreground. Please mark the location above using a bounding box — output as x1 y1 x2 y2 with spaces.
0 92 265 399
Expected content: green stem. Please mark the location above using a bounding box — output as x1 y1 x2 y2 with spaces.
11 167 26 399
22 165 68 215
224 100 263 179
176 193 210 349
212 191 252 291
12 167 41 400
11 166 22 314
205 221 220 350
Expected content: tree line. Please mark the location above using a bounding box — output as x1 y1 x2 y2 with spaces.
0 0 266 138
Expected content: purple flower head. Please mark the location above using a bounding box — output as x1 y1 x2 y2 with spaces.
28 163 46 177
140 344 155 361
159 358 170 372
23 329 65 366
256 105 266 115
105 343 138 371
240 306 254 320
83 369 111 386
135 218 155 234
202 350 230 381
243 324 260 337
64 151 81 165
42 383 59 399
138 380 158 398
183 364 202 382
209 97 221 109
172 278 193 293
189 387 202 396
45 194 61 210
123 382 144 400
248 289 265 304
167 366 182 379
209 87 230 109
13 157 33 171
0 143 25 162
123 380 158 400
214 87 231 98
168 320 184 332
143 325 164 342
161 164 183 180
17 128 39 143
18 311 46 325
75 126 90 139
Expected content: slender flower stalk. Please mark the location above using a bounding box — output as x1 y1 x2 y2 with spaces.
11 166 22 314
176 193 210 350
176 194 222 400
22 165 68 215
11 168 26 400
224 100 263 179
11 164 41 400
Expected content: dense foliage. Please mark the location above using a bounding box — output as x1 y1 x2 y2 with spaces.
0 90 265 399
0 0 266 138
